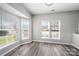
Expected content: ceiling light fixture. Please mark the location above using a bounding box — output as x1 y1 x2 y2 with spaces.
51 9 54 11
45 3 53 6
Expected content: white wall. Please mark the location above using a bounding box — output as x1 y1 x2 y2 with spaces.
72 14 79 49
33 11 79 44
78 19 79 33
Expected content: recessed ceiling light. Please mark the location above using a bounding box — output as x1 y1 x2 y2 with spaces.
45 3 53 6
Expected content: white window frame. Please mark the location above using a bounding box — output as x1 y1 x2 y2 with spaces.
41 20 61 40
40 20 50 39
0 11 17 48
21 18 30 40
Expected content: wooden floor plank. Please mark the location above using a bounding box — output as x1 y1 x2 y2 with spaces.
5 42 79 56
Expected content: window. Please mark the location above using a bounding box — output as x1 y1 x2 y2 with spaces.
50 21 60 39
0 13 16 46
41 20 60 39
21 19 29 40
41 20 50 39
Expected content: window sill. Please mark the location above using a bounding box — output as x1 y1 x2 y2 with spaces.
0 41 18 50
41 38 60 40
50 38 60 40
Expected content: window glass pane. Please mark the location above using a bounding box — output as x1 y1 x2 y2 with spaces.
21 19 29 40
41 20 50 38
0 12 16 46
0 15 1 29
51 21 60 39
41 20 60 39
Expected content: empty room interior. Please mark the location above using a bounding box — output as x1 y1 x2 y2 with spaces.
0 3 79 56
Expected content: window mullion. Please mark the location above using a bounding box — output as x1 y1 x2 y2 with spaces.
49 22 51 39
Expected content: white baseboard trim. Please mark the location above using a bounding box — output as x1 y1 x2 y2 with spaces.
1 41 32 56
72 44 79 50
33 40 71 45
20 40 33 45
2 40 78 56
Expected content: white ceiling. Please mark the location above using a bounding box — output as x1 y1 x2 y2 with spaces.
23 3 79 15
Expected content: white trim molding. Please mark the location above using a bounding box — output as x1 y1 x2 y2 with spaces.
72 44 79 50
1 40 32 56
33 40 71 45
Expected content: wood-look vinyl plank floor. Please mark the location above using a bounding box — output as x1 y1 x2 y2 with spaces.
5 42 79 56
